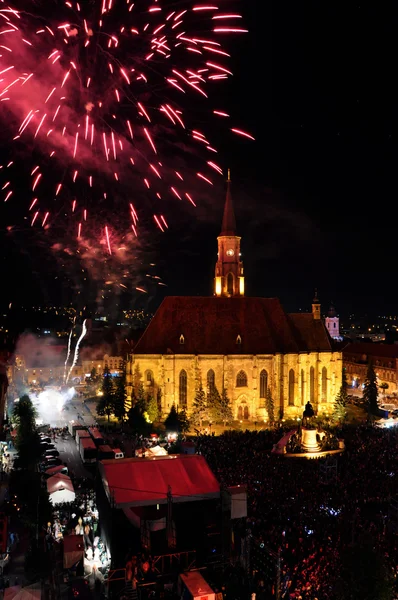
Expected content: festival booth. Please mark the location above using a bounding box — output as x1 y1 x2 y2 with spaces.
135 445 168 458
97 455 221 564
47 474 76 505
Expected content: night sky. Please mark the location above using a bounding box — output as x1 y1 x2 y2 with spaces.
1 1 397 317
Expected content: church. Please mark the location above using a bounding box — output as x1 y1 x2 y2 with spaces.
126 173 343 422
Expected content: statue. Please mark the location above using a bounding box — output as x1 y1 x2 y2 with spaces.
302 401 315 427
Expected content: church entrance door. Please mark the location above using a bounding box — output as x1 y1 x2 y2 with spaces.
243 406 249 420
238 406 243 419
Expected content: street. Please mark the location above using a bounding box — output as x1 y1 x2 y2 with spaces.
50 397 96 479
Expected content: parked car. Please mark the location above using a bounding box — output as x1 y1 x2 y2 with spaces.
39 436 52 443
44 449 59 457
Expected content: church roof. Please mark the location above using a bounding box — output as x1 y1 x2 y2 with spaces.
133 297 334 355
220 177 236 236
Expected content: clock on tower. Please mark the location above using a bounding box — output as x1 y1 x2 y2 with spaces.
214 170 244 297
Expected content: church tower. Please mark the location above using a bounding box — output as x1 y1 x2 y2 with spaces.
325 303 341 340
214 170 244 297
312 289 321 320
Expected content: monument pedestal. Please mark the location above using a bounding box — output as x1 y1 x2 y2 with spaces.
301 428 320 453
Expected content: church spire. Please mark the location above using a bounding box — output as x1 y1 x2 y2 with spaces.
220 168 236 236
214 169 244 297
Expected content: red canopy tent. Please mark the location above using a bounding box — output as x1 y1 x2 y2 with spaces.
98 454 220 508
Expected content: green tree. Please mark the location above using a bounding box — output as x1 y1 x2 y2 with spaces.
89 367 99 383
147 394 159 423
12 395 42 469
164 404 180 432
177 408 190 433
209 388 233 426
156 387 162 416
113 371 127 424
333 386 348 424
207 386 222 423
97 366 115 423
191 381 208 428
265 387 275 425
363 361 379 415
127 403 148 436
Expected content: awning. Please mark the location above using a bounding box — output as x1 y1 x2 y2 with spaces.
99 454 220 507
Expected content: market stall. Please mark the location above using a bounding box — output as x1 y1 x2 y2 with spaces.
47 474 76 505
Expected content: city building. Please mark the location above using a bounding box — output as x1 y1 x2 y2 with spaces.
126 174 343 421
343 342 398 394
324 303 343 341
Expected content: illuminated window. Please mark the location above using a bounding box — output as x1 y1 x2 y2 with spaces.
310 367 315 403
288 369 295 406
207 369 215 393
236 370 247 387
301 369 305 405
146 370 153 385
179 370 187 406
321 367 327 402
179 334 185 344
259 370 268 398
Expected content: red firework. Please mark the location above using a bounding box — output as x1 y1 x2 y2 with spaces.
0 0 254 252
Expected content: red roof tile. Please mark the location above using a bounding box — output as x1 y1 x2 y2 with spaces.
133 296 333 355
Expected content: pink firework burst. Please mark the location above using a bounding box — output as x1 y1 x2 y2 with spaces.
0 0 254 250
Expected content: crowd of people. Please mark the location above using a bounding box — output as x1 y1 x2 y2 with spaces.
197 425 398 599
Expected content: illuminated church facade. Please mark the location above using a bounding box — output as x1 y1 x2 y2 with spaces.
126 173 342 422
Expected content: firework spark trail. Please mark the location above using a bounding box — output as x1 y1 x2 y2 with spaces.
63 316 75 382
0 0 254 242
66 318 87 384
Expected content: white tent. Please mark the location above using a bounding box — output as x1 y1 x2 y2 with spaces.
135 445 168 458
47 473 76 504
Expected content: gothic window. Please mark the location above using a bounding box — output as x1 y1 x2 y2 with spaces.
227 272 234 295
259 370 268 398
236 335 242 345
145 370 153 385
333 322 336 328
310 367 315 403
288 369 295 406
179 369 187 406
321 367 327 403
179 334 185 344
207 369 215 393
236 370 247 387
301 369 305 405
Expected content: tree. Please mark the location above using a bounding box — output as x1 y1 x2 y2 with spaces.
113 371 127 424
265 387 275 425
164 404 180 432
146 395 159 423
209 388 233 426
127 403 148 436
191 382 208 428
363 361 379 415
97 366 115 423
333 386 348 424
12 395 43 469
177 408 190 433
156 387 163 416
